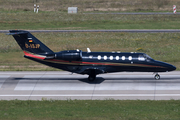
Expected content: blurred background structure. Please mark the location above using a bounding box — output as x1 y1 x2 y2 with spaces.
0 0 178 12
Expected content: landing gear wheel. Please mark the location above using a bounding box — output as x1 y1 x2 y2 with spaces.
88 75 96 82
154 74 160 80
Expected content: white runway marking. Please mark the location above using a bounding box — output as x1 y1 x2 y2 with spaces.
15 75 42 90
0 75 11 78
0 75 10 88
14 80 180 90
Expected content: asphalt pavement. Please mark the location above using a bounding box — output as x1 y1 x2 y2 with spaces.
0 71 180 100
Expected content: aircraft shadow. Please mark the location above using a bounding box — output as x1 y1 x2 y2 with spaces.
103 77 180 80
12 77 105 84
10 76 180 84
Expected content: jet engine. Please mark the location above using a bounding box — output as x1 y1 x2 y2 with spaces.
55 50 82 61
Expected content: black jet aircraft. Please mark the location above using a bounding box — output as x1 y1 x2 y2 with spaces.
8 30 176 81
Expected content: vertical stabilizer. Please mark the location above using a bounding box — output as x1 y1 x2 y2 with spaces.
7 30 54 55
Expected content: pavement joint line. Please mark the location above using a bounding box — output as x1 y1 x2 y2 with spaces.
154 78 157 100
91 82 97 100
0 75 21 90
28 71 46 100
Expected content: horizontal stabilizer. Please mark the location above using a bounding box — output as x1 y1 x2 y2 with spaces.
7 30 28 35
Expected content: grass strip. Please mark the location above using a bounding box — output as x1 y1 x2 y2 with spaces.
0 10 180 30
0 100 180 120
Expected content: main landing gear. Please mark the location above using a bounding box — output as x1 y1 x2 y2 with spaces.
88 69 97 82
88 74 96 82
154 73 160 80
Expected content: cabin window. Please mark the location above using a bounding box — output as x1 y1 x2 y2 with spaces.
89 56 93 59
128 56 132 61
116 56 119 60
97 55 101 60
138 55 145 61
122 56 125 60
110 56 113 60
104 56 107 60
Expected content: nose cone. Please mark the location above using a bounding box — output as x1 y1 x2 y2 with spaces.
168 64 176 71
160 62 176 72
154 61 176 72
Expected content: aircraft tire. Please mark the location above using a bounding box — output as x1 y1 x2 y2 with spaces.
154 74 160 80
88 75 96 82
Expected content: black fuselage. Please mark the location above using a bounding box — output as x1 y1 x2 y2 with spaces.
25 51 176 75
8 30 176 81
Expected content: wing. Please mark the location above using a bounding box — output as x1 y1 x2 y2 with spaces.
75 66 106 75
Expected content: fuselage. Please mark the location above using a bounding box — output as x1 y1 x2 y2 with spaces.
25 50 176 75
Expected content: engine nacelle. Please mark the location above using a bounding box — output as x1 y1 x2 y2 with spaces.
55 50 82 61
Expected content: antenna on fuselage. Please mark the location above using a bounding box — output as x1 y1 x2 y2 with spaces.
87 48 91 53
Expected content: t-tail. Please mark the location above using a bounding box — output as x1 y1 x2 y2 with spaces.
7 30 55 60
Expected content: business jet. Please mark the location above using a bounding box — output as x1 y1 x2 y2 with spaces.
8 30 176 81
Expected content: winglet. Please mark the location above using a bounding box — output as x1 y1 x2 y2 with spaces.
87 48 91 53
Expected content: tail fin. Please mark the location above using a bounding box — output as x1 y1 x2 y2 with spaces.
7 30 54 55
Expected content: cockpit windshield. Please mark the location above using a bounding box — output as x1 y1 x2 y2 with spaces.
143 54 153 60
138 54 153 61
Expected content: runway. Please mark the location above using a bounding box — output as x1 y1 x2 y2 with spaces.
1 30 180 33
0 71 180 100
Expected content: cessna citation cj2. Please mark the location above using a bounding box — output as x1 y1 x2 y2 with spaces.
8 30 176 81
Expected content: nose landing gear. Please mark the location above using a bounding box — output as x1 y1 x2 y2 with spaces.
154 73 160 80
